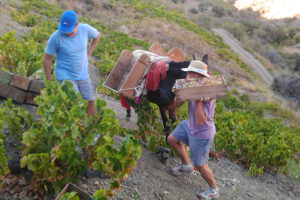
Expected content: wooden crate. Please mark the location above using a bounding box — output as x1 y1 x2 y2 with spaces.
103 50 133 93
119 54 150 98
103 50 150 99
55 183 91 200
104 44 186 98
175 76 227 102
148 42 168 56
167 48 186 62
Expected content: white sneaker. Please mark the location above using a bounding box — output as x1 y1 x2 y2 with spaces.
170 164 193 175
198 188 219 200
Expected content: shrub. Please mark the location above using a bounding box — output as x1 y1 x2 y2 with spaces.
188 8 198 14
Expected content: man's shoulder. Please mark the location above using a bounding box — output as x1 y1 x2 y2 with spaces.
78 23 92 29
49 30 62 40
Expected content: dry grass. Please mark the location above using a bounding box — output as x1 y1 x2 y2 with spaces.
280 46 300 54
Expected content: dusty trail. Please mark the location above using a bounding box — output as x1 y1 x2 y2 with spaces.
212 28 273 86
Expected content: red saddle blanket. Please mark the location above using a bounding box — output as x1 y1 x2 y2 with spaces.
145 57 171 91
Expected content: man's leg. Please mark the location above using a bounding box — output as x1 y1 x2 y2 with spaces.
168 134 190 165
87 100 96 117
195 164 217 189
78 78 96 117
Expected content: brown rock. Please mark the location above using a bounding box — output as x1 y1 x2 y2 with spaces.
9 74 30 91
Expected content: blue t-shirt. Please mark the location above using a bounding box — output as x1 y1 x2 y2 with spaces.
187 99 216 139
45 23 99 80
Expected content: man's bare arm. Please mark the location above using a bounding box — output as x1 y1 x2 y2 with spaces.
195 100 207 125
43 54 53 80
87 33 100 58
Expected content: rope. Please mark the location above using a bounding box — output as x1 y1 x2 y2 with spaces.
119 87 138 91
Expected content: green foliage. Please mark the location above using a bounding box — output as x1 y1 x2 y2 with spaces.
92 134 141 192
90 189 110 200
0 98 33 138
60 192 80 200
287 159 300 180
18 81 120 194
92 134 141 179
0 31 44 77
214 91 300 176
146 135 165 153
0 134 8 178
11 7 41 27
225 23 246 40
126 98 165 140
1 80 139 197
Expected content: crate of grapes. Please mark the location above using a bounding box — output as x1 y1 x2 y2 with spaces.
174 75 227 102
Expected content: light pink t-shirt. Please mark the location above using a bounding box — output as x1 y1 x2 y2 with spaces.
187 99 216 139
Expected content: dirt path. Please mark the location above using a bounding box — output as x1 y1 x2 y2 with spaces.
212 28 274 86
87 94 300 200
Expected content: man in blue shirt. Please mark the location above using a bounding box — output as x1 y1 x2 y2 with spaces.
43 10 100 117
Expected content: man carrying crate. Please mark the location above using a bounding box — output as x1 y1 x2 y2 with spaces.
167 60 219 200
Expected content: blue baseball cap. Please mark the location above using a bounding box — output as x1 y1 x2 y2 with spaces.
58 10 77 33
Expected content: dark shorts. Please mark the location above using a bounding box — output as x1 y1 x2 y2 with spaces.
57 78 94 101
172 120 214 166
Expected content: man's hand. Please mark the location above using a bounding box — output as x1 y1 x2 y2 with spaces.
172 85 176 93
200 97 210 102
174 96 184 107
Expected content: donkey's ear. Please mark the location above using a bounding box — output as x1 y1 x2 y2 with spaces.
192 53 196 60
202 54 208 65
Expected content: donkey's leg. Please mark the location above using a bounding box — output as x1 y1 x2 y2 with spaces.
158 105 169 138
158 105 171 163
167 106 178 139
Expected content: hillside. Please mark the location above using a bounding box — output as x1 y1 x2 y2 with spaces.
0 0 299 199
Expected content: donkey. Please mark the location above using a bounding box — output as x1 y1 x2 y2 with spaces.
122 54 209 139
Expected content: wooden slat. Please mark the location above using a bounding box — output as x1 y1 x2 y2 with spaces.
175 85 227 102
103 50 133 92
55 183 91 200
120 54 151 98
167 47 186 62
148 42 168 56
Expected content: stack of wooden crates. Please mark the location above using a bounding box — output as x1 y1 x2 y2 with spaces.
103 42 186 98
103 42 227 101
